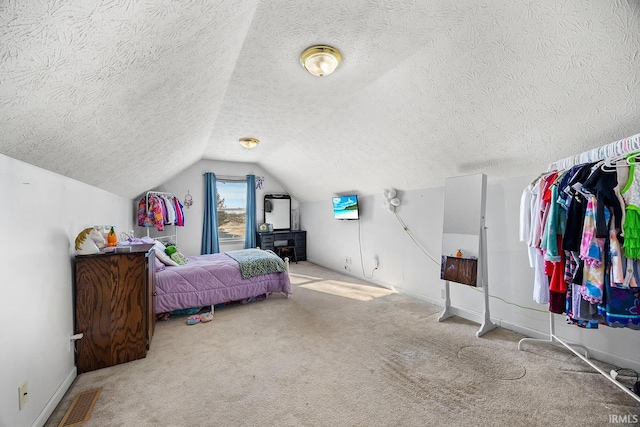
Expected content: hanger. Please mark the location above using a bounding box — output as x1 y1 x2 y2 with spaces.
601 153 629 171
530 171 549 186
627 151 640 164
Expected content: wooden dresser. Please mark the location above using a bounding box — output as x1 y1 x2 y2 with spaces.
74 244 156 373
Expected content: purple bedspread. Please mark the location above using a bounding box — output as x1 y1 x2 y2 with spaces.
155 253 292 314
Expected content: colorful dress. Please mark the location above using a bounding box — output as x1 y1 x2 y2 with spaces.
579 196 610 304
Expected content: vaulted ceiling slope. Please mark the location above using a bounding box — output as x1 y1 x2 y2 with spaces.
2 1 640 202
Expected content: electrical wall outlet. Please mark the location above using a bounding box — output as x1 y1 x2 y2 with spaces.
18 380 28 410
373 258 379 268
345 257 352 264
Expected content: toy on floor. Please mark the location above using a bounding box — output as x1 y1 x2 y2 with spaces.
186 315 200 325
200 312 213 323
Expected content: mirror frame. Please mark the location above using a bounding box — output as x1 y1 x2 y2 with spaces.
264 194 291 231
441 174 485 259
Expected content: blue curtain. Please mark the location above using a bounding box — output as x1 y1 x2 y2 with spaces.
201 173 219 254
245 174 257 248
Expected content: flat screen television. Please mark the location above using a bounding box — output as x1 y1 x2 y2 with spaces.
332 195 359 220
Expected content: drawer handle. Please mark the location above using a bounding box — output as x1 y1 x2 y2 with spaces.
152 292 157 296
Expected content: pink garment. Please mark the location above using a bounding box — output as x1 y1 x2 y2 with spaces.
173 197 184 226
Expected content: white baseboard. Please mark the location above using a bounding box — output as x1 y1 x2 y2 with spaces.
306 258 401 292
32 367 76 427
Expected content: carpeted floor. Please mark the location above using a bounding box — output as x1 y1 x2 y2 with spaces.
45 261 640 426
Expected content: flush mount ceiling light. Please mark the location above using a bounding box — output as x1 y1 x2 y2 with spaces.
239 137 259 150
300 45 342 77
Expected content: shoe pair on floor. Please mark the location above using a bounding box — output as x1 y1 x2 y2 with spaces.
187 312 213 325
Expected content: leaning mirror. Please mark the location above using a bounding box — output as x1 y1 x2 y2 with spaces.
264 194 291 231
439 173 495 337
440 174 486 286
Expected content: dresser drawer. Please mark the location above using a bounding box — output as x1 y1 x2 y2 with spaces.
259 234 275 244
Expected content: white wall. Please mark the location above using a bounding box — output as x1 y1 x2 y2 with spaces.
300 175 640 373
141 159 295 257
4 150 635 427
0 154 134 427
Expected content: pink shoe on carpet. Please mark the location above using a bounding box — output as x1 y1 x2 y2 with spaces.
200 312 213 323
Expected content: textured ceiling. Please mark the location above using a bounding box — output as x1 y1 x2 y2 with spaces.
2 1 640 202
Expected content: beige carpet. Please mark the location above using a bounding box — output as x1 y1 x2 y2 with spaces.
46 262 640 426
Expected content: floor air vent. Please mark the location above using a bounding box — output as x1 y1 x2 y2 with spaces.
58 388 102 427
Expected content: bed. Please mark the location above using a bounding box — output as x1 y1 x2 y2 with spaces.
154 247 292 314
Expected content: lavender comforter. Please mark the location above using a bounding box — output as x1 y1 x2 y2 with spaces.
155 252 291 314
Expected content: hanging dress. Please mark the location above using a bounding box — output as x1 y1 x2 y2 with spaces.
579 196 610 304
621 156 640 258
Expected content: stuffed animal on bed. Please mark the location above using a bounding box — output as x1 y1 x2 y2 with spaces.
165 245 188 265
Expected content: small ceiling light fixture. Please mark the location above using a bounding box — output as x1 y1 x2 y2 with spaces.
239 137 259 150
300 45 342 77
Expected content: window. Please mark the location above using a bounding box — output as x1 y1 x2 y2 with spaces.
217 180 247 242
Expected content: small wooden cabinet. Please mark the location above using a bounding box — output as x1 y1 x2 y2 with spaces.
257 230 307 261
74 244 156 373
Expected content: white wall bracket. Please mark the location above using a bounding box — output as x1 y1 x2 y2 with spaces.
69 333 83 352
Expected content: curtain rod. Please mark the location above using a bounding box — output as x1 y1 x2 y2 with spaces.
146 190 175 197
550 132 640 171
202 172 247 182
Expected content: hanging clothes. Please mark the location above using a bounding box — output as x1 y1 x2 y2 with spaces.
598 279 640 329
562 163 595 252
621 157 640 258
579 196 610 304
161 195 176 225
582 162 624 240
138 195 165 231
138 193 185 231
523 176 550 304
173 197 185 226
609 218 640 289
521 152 639 330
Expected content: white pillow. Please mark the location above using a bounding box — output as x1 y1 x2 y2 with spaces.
153 241 179 267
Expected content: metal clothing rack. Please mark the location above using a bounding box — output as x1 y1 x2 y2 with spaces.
549 132 640 170
518 313 640 403
520 132 640 403
144 191 178 245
